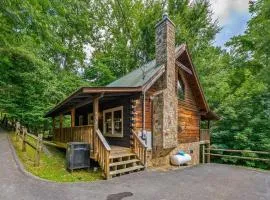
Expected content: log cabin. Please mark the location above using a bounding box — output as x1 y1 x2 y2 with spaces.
45 14 218 179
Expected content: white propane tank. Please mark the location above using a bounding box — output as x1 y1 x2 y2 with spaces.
170 154 191 166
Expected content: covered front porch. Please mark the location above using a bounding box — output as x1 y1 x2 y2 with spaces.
45 87 147 179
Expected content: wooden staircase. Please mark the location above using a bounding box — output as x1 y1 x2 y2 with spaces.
93 129 147 179
109 146 145 177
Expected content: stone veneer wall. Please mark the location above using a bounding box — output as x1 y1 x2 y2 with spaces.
146 15 202 168
171 142 200 166
152 14 178 155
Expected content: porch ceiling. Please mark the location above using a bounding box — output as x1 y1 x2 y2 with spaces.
45 87 141 117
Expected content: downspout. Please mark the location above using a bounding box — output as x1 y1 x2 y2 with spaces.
141 91 146 140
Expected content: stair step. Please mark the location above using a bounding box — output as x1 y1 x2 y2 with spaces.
109 153 136 159
109 159 140 167
110 165 145 176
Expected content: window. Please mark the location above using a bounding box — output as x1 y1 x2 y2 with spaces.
103 106 123 137
79 115 84 126
177 78 185 100
88 113 94 125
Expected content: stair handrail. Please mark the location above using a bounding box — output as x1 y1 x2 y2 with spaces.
96 129 111 151
132 130 147 148
94 129 111 179
132 130 147 166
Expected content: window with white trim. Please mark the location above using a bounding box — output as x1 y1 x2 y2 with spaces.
103 106 123 137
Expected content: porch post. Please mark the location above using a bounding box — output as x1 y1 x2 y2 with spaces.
52 117 55 140
52 117 56 129
59 113 63 141
207 120 211 163
71 108 75 128
59 114 63 129
207 120 211 141
93 96 99 157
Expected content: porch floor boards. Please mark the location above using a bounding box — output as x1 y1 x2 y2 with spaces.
43 141 67 149
48 141 134 159
110 145 132 156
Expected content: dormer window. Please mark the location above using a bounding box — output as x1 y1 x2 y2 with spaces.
177 78 185 100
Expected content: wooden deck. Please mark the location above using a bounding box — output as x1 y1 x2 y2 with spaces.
50 126 147 179
110 146 131 154
50 141 67 149
53 125 94 144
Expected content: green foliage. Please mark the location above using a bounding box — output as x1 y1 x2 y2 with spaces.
0 0 269 170
0 0 94 70
0 0 90 129
85 0 219 85
209 0 270 169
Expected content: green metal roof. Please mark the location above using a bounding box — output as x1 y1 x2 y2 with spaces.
106 60 163 87
107 45 185 88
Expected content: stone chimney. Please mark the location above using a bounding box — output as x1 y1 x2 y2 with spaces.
152 13 178 156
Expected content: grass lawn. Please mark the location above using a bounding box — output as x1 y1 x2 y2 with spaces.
10 132 103 182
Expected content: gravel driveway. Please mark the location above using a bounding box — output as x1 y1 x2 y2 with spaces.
0 128 269 200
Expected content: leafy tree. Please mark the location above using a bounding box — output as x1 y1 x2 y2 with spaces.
0 0 90 129
85 0 220 85
210 0 270 169
0 0 268 170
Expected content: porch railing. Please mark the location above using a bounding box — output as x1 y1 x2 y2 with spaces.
53 126 111 179
132 130 147 166
53 125 94 144
94 129 111 179
200 129 210 141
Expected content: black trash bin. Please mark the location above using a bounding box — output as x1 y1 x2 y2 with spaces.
66 142 90 172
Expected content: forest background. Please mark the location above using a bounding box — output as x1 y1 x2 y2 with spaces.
0 0 269 169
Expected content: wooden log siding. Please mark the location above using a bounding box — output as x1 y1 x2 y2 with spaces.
133 87 156 132
133 66 202 145
178 106 200 143
177 65 201 144
54 125 94 145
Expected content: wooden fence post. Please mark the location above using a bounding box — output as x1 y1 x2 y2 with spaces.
15 130 18 142
207 143 211 163
11 119 15 131
21 127 26 152
202 144 205 164
15 122 20 142
34 134 43 167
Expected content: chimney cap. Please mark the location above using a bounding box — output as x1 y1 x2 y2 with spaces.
155 13 175 28
163 12 168 19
